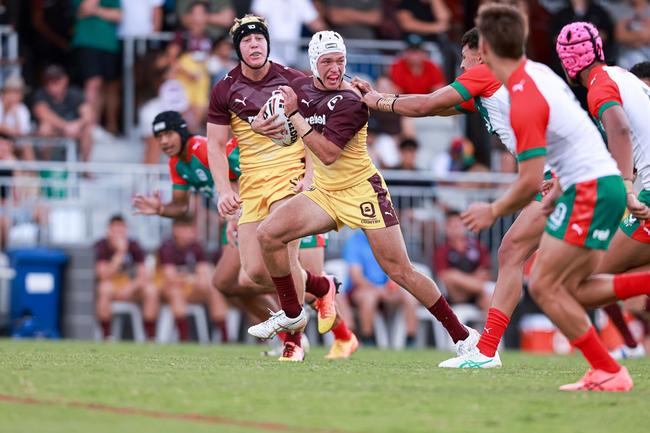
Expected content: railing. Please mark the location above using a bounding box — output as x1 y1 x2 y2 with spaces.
1 161 517 268
121 34 443 140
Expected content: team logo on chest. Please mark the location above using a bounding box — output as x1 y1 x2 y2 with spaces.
327 95 343 111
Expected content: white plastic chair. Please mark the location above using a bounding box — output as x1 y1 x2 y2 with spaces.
156 304 210 344
110 301 146 342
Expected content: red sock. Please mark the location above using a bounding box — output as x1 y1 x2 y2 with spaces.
603 303 637 348
100 320 111 339
476 308 510 357
272 274 302 318
427 297 469 343
285 331 302 347
277 331 287 342
144 320 156 340
571 326 621 374
176 317 190 342
613 272 650 300
331 320 352 341
305 271 330 298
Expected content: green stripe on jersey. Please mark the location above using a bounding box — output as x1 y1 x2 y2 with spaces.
597 100 621 120
517 147 546 162
450 81 472 101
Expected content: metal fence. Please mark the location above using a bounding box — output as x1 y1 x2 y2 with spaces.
1 161 517 270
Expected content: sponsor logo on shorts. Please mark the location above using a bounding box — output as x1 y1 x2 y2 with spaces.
623 215 637 227
548 203 567 231
360 201 380 224
592 229 610 241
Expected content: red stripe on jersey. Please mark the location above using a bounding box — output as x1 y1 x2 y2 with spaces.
226 136 238 156
631 222 650 244
565 179 598 246
508 61 550 157
455 64 501 98
316 234 326 247
458 98 477 113
586 65 623 120
169 135 209 186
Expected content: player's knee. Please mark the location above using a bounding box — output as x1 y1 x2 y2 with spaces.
241 265 269 287
386 264 413 288
256 222 278 249
527 276 554 306
498 235 524 267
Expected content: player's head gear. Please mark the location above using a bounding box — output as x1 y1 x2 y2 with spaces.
556 22 604 79
230 15 270 69
308 31 347 82
152 111 190 150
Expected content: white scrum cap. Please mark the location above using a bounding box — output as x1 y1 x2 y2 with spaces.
308 31 347 80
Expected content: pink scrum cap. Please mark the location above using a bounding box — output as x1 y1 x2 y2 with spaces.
556 22 604 79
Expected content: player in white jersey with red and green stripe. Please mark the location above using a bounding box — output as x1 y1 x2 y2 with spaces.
458 4 650 391
356 27 553 368
556 21 650 360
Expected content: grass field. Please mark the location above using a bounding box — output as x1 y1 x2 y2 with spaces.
0 340 648 433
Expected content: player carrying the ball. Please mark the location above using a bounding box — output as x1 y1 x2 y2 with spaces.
207 15 344 361
248 30 480 357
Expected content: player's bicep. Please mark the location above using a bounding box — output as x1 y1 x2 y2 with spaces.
170 188 191 205
601 104 632 138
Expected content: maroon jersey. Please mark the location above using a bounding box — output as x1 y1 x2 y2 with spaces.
94 238 145 276
207 62 306 173
291 76 376 190
158 239 207 273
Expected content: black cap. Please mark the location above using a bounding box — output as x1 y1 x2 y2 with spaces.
404 33 425 50
152 111 190 147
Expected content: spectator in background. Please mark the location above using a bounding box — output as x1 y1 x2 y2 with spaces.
171 1 213 131
176 0 234 38
390 33 445 94
119 0 163 38
396 0 451 41
631 61 650 86
431 136 485 177
396 138 419 170
607 0 650 70
29 0 74 76
343 230 419 347
434 211 494 311
139 79 190 164
0 75 34 160
72 0 122 135
32 65 95 161
158 215 228 342
322 0 382 40
95 214 159 341
252 0 327 67
0 136 16 250
206 35 237 85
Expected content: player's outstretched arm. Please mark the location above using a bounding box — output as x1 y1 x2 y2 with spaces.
133 189 190 218
207 123 241 217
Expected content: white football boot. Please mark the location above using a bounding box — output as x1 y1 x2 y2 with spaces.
248 309 308 339
454 326 481 356
438 348 502 368
610 344 646 360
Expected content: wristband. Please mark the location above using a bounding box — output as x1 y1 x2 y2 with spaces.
377 97 397 112
301 127 313 138
287 109 299 119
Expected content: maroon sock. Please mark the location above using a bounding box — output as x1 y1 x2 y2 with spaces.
305 271 330 298
285 331 302 347
603 303 637 348
100 320 111 339
144 320 156 340
213 321 228 343
427 297 469 343
176 317 190 342
272 274 302 318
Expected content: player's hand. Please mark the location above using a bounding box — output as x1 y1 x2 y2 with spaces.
292 175 313 193
225 218 238 246
251 104 285 139
217 188 242 217
361 89 384 110
461 202 495 233
540 191 558 217
351 76 372 95
132 190 163 215
111 235 128 253
278 86 298 115
540 178 557 197
627 193 650 220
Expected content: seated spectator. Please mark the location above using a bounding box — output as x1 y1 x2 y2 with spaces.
389 33 446 94
95 215 159 341
252 0 327 67
396 138 418 170
396 0 451 42
631 61 650 86
607 0 650 70
0 136 16 250
139 79 190 164
158 215 228 342
343 230 418 347
0 75 34 160
176 0 235 38
171 1 214 131
32 65 95 161
431 136 487 177
206 35 237 86
434 211 494 310
323 0 382 40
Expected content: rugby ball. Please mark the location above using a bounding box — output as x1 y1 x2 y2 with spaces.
262 91 299 146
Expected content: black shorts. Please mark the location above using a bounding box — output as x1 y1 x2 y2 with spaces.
75 47 121 82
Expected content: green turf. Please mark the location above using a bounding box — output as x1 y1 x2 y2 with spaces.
0 340 648 433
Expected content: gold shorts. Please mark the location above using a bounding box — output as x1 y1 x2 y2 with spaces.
302 172 399 231
239 165 304 225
